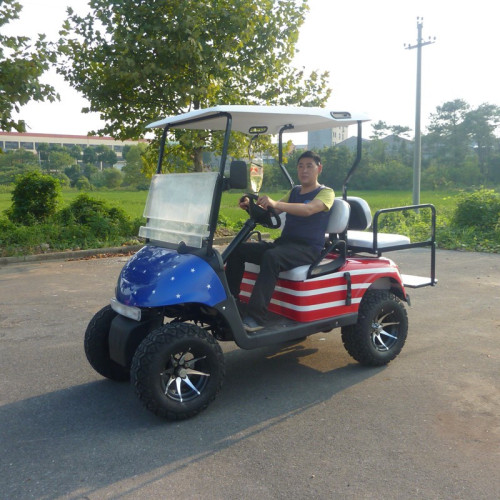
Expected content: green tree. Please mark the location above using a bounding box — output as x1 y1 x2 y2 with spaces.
95 145 118 168
0 148 39 184
82 147 97 165
75 175 92 191
57 0 331 170
0 0 58 131
68 145 82 162
35 143 76 173
0 148 39 168
89 169 106 188
390 125 412 138
122 144 149 188
426 99 470 166
462 103 500 182
35 142 50 168
318 146 354 191
46 150 76 173
368 122 412 165
423 99 500 186
103 168 123 189
370 120 390 140
64 164 82 186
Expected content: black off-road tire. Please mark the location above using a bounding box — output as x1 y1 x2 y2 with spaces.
131 322 225 420
341 290 408 366
84 305 130 381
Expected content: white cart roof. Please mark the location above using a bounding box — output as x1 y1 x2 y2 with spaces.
147 105 369 135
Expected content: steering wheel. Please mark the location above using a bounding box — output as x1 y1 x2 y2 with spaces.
246 194 281 229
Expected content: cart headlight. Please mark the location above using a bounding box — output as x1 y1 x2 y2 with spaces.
110 298 142 321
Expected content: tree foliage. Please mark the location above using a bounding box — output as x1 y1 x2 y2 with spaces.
370 120 411 140
0 0 58 131
121 144 149 189
423 99 500 185
57 0 331 170
425 99 471 166
0 148 39 183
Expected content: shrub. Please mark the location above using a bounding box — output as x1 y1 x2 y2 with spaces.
8 171 61 224
75 176 92 191
452 189 500 231
103 168 123 189
56 194 135 239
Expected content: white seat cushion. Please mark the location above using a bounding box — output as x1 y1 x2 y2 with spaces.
244 231 410 282
347 230 410 250
244 260 334 282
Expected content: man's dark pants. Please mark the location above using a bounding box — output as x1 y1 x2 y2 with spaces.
226 239 320 324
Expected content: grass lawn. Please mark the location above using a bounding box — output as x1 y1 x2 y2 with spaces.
0 187 459 222
220 189 459 226
0 189 149 220
2 185 499 255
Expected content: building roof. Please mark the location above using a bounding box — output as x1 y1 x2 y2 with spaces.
0 131 146 142
335 136 370 151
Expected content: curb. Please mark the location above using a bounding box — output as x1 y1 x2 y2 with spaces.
0 245 144 266
0 234 269 267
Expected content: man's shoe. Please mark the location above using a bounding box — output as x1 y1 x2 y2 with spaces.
242 316 264 332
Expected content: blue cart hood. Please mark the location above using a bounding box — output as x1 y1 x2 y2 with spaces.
116 245 227 308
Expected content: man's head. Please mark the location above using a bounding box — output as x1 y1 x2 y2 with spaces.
297 150 322 188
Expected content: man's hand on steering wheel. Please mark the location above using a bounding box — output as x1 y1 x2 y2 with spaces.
238 195 250 211
256 194 277 211
244 193 281 229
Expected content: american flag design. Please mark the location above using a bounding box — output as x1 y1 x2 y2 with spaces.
239 258 404 322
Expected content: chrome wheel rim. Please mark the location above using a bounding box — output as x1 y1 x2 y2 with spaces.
370 310 400 352
160 349 210 403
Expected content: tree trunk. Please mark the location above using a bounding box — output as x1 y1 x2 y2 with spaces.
193 147 203 172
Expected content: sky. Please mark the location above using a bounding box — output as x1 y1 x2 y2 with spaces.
5 0 500 138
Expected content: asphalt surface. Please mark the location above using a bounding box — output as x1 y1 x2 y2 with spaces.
0 248 499 500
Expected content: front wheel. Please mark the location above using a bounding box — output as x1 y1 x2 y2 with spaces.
341 290 408 366
84 305 130 381
131 322 225 420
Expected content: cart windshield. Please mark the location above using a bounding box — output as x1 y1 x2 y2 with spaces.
139 172 219 248
142 106 369 250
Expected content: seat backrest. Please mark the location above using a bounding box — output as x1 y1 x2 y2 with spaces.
345 196 372 230
279 198 350 234
326 198 350 234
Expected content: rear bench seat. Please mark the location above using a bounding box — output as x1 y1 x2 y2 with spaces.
343 196 410 253
243 196 410 282
243 197 436 292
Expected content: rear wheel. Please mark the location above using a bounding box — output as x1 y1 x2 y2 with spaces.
341 290 408 366
84 305 130 381
131 322 225 420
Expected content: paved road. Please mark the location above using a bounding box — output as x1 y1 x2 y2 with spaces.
1 249 499 499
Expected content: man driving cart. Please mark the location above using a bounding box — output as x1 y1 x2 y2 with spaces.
227 150 334 331
84 105 436 421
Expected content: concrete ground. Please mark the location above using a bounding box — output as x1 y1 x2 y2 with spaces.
0 248 498 499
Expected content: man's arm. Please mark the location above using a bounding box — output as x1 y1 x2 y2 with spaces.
257 196 327 217
258 188 333 217
272 198 327 216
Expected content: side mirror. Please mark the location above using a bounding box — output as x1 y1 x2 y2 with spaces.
228 160 247 190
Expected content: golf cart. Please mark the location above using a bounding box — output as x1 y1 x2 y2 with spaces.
84 105 437 420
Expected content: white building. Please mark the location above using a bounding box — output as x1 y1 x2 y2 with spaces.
0 131 146 160
308 126 348 150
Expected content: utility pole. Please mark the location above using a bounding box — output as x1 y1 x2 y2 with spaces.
405 17 435 206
